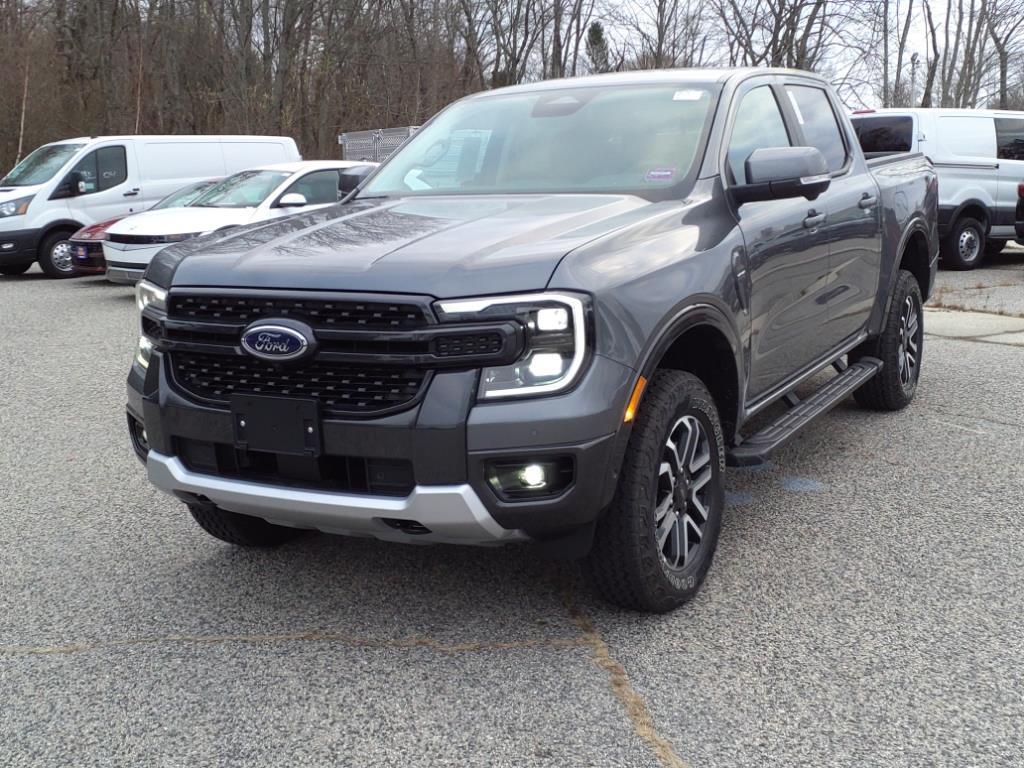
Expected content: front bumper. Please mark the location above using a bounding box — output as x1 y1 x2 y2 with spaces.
0 226 40 265
71 241 106 275
128 348 634 544
147 451 526 545
106 263 145 284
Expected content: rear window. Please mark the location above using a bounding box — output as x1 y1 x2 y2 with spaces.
853 115 914 154
995 118 1024 161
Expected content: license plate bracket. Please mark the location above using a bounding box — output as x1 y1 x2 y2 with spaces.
230 394 321 457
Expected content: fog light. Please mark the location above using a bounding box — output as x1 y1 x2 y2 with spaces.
519 463 547 488
135 336 153 369
485 457 574 501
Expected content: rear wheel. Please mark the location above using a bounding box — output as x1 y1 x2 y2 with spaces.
0 262 32 276
37 230 78 278
189 503 301 547
940 216 986 270
852 270 923 411
585 370 725 613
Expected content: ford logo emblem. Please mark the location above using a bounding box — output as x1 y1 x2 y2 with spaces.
240 324 311 361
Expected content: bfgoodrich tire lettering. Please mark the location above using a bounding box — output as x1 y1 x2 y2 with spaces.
585 370 725 613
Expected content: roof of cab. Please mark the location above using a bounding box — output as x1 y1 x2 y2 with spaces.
471 67 827 98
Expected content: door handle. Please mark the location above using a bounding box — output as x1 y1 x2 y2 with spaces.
123 188 140 197
803 211 826 229
858 195 877 209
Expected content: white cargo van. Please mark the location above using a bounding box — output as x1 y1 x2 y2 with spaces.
0 135 301 277
851 108 1024 269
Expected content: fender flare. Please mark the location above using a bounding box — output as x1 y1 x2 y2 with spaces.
883 217 934 317
944 198 992 231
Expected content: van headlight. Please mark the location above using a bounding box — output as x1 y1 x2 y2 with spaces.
136 280 167 313
435 292 589 399
0 195 33 218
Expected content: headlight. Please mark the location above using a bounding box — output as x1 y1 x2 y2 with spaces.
435 292 589 399
135 335 154 369
0 195 34 218
136 280 167 313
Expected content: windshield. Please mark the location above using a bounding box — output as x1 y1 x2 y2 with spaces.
152 179 221 210
1 143 85 186
362 84 718 200
191 170 289 208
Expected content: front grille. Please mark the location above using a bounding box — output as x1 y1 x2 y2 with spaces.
169 351 428 415
169 294 427 330
176 437 414 496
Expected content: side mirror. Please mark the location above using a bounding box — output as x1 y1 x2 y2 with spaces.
731 147 831 204
339 165 375 195
51 170 83 199
277 192 308 208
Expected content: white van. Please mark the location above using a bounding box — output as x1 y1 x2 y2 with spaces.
0 135 301 277
851 109 1024 269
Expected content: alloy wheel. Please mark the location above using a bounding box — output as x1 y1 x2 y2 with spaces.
897 295 920 388
654 414 713 571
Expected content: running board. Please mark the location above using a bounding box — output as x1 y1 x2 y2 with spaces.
727 357 883 467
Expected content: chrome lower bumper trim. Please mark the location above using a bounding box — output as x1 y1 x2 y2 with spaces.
106 265 145 285
146 451 527 545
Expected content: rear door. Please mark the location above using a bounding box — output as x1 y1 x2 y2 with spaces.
994 116 1024 239
725 79 835 401
784 82 883 348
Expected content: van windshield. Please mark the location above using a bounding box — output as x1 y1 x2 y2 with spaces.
1 143 85 186
191 170 290 208
361 84 719 201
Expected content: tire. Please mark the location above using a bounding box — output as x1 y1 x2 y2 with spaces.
37 230 78 278
585 370 726 613
985 238 1007 255
188 503 301 547
851 270 923 411
0 262 32 276
940 216 986 270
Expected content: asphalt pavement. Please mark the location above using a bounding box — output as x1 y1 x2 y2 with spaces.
2 265 1023 767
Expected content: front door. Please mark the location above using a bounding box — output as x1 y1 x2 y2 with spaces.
726 81 834 401
64 144 140 225
995 116 1024 240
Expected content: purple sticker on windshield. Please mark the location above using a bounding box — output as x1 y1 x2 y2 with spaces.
645 168 677 182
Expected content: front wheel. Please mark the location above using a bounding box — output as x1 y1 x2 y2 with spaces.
37 230 78 278
585 370 725 613
851 270 923 411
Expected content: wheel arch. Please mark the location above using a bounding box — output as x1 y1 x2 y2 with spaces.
638 305 743 445
38 219 85 250
948 199 991 231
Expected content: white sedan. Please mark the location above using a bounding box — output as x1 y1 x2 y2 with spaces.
103 160 374 284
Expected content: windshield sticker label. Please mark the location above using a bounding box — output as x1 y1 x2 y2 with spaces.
673 90 704 101
645 168 677 182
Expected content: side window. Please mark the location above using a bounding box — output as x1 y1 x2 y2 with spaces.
728 87 791 185
283 170 340 205
68 146 127 194
785 86 848 172
995 118 1024 161
96 146 127 190
853 116 913 154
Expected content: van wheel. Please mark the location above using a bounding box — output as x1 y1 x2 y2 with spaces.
0 263 32 276
584 370 725 613
941 216 985 270
38 230 78 278
985 238 1007 255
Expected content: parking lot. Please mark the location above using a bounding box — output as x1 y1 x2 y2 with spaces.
2 261 1023 768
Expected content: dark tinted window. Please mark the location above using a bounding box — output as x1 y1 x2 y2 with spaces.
728 86 791 184
853 115 913 154
284 170 341 204
70 146 127 194
785 86 847 172
995 118 1024 161
96 146 127 190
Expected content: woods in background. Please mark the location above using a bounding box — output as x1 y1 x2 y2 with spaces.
2 0 1023 169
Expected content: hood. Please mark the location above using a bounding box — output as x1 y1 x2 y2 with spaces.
0 183 43 201
108 206 256 236
152 194 651 297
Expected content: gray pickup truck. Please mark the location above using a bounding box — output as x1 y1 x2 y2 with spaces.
128 68 938 612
